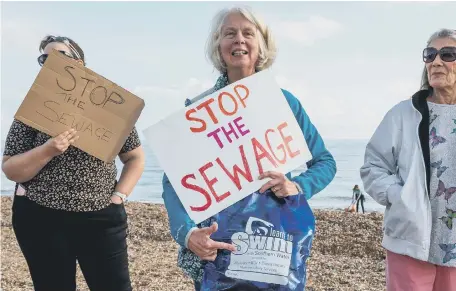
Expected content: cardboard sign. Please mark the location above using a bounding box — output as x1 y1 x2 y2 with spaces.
143 70 311 224
14 49 145 162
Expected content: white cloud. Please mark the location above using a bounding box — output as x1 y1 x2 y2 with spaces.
270 55 421 140
273 16 343 46
2 20 37 50
2 18 58 55
385 79 420 100
133 78 214 135
275 75 310 98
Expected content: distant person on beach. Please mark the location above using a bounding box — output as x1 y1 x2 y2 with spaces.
352 184 365 213
360 28 456 291
1 35 145 291
161 6 336 290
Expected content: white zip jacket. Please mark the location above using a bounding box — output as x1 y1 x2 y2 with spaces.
360 90 433 262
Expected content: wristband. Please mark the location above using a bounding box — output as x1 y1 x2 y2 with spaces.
112 191 127 203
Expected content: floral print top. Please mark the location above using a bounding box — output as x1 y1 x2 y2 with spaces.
3 119 141 212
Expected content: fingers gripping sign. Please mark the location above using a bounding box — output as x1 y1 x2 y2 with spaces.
258 171 300 198
44 128 80 157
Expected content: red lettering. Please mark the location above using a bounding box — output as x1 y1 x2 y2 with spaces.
181 174 211 212
199 162 230 203
186 108 207 133
216 145 253 191
265 129 287 164
278 122 300 158
252 137 278 175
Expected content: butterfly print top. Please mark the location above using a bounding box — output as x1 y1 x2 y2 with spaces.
427 102 456 267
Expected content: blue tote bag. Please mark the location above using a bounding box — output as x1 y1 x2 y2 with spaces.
201 189 315 291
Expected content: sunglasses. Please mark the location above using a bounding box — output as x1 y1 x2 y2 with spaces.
37 50 75 66
423 46 456 63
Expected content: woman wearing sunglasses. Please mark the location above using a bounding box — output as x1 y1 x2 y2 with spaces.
37 35 85 66
2 35 145 291
360 28 456 291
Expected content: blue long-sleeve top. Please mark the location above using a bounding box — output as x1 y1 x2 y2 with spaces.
162 88 337 248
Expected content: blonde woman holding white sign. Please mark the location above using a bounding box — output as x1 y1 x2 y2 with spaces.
161 7 336 290
2 35 145 291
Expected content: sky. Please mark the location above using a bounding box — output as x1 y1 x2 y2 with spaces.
1 1 455 142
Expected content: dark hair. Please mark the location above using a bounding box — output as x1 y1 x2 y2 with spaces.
39 35 86 65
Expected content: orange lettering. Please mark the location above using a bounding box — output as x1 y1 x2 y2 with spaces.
265 129 287 164
278 122 300 158
186 108 207 133
197 98 219 125
218 92 238 116
234 84 249 108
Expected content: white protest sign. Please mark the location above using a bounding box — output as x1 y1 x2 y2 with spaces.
143 70 311 224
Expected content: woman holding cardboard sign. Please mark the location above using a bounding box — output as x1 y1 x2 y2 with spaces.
1 35 145 291
161 6 336 290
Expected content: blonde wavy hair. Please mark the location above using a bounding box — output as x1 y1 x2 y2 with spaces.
205 6 277 74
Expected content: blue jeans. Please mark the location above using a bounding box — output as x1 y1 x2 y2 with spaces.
194 281 201 291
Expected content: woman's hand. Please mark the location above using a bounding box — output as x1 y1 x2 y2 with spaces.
258 171 300 198
2 128 79 184
187 222 236 261
43 129 79 157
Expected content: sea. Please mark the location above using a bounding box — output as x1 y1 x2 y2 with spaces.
0 139 385 213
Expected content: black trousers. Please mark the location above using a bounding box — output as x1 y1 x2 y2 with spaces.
12 195 132 291
356 198 365 213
